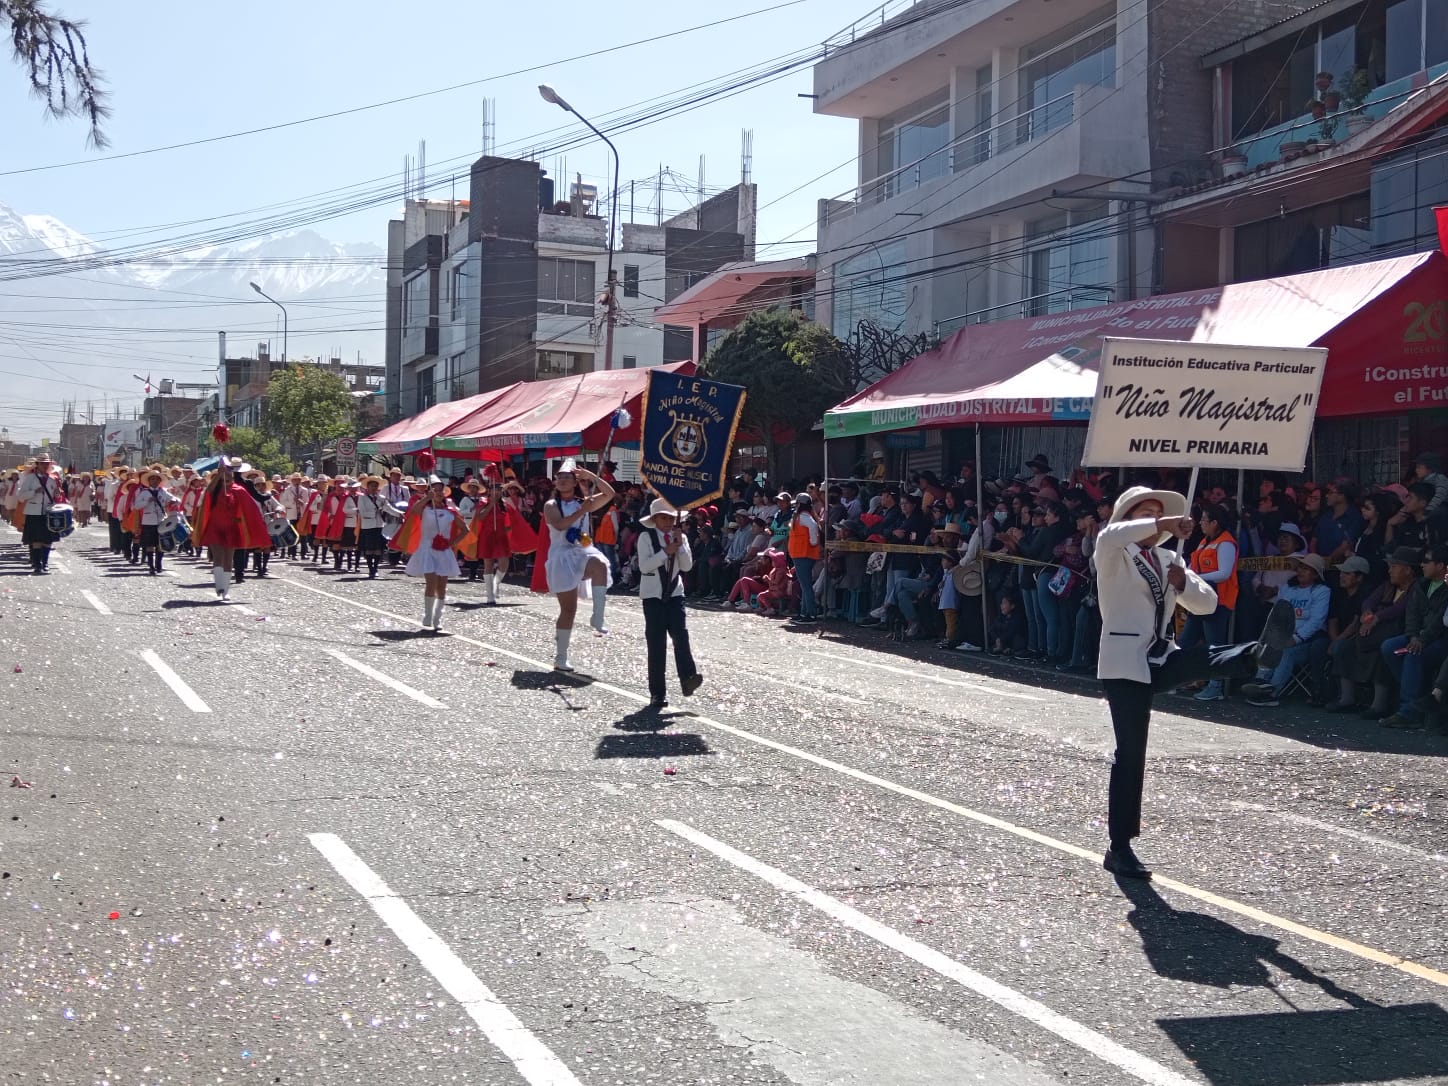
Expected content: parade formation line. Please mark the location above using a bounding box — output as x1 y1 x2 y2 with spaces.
308 833 583 1086
657 819 1198 1086
278 574 1448 993
138 648 211 714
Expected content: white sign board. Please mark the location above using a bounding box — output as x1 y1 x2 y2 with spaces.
102 419 146 459
1082 338 1328 472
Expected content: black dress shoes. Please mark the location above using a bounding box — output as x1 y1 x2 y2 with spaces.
1103 844 1152 879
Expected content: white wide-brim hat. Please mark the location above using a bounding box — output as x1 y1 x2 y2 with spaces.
639 497 688 528
1108 486 1187 547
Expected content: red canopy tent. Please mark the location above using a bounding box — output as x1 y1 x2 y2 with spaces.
357 383 521 456
432 362 696 460
824 249 1448 437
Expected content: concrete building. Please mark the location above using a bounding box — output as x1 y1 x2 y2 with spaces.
58 423 103 470
811 0 1312 341
141 393 209 462
386 154 756 423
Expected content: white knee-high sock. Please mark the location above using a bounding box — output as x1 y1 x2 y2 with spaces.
590 590 608 633
485 572 497 603
423 595 436 626
432 596 443 630
212 566 228 597
554 627 572 669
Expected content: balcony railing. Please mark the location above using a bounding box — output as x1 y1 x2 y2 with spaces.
821 0 931 53
826 92 1079 225
933 285 1113 338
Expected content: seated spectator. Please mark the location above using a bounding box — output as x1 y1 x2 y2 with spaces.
1414 452 1448 515
1379 543 1448 729
1318 554 1373 708
1355 492 1399 581
754 551 792 616
1314 481 1363 562
1241 553 1331 707
987 593 1027 657
1336 550 1417 717
1388 483 1443 554
1253 521 1308 604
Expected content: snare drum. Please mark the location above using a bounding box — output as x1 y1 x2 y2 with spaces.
267 514 299 549
47 503 75 538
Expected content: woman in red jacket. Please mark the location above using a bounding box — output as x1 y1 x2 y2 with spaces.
194 458 270 602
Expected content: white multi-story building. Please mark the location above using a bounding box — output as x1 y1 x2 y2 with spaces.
812 0 1312 341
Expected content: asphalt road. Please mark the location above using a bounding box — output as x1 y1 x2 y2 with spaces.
2 527 1446 1086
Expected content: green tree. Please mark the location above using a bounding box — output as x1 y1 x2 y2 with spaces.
701 309 851 482
160 441 192 466
265 366 356 454
4 1 108 146
208 426 291 478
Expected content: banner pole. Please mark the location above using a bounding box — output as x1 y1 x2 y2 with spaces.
1177 465 1200 553
976 422 988 649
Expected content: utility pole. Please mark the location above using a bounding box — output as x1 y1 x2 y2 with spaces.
539 84 620 371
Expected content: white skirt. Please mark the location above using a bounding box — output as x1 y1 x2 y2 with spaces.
406 545 461 578
545 541 612 596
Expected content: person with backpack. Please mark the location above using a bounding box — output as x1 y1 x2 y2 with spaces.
636 498 704 709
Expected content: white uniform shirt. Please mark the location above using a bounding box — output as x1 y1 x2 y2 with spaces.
134 485 175 526
636 526 694 600
356 491 389 529
279 484 310 519
457 495 480 525
16 471 65 515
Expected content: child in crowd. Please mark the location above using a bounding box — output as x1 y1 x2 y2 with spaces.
727 553 770 610
753 551 792 615
988 593 1028 656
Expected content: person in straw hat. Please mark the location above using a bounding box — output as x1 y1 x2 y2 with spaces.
15 450 66 573
541 459 617 671
466 470 521 603
636 497 703 708
455 478 485 582
133 467 178 575
354 475 395 579
278 472 311 560
1094 485 1295 880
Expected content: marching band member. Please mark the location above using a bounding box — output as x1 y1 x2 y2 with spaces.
134 467 177 575
101 468 126 553
195 458 270 602
394 474 467 633
69 473 95 527
456 479 483 581
316 478 355 573
355 475 394 579
15 452 65 573
117 471 144 565
279 472 310 559
3 469 20 533
468 474 518 604
636 498 704 708
299 477 326 562
542 460 616 671
384 468 409 568
243 470 286 577
180 474 206 557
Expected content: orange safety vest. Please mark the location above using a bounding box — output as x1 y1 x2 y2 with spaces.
787 516 822 561
1191 529 1239 610
594 509 617 546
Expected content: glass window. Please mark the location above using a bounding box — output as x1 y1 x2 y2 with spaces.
830 239 908 339
450 265 465 321
416 365 436 413
875 88 950 196
623 264 640 298
622 355 638 369
1385 0 1422 81
537 258 557 301
536 350 592 377
1021 7 1117 141
1023 204 1111 315
1427 0 1448 66
1235 194 1372 279
537 258 596 303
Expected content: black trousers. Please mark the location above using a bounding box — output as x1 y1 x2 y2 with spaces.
1102 641 1258 848
108 518 123 553
642 595 697 700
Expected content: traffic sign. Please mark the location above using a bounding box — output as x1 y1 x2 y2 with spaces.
336 436 357 457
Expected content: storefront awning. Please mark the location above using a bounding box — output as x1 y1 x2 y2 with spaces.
357 384 522 455
652 257 815 328
432 362 696 459
824 249 1448 438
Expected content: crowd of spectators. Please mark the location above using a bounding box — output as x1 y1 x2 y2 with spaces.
475 447 1448 738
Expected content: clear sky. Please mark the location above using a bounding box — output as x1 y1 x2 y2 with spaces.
1 0 859 274
0 0 864 441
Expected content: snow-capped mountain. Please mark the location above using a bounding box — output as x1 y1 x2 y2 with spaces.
0 202 386 441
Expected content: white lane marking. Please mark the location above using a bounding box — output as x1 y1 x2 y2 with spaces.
1228 801 1448 864
811 650 1044 701
50 560 71 575
657 819 1194 1086
80 590 111 615
278 576 1448 991
139 649 211 713
308 833 582 1086
234 605 260 616
322 647 445 708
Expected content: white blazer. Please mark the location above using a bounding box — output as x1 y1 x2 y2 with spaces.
1094 517 1217 683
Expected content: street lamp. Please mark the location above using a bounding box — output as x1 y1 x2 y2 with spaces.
538 83 619 371
249 281 288 364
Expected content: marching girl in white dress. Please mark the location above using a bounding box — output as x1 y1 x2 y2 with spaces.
398 475 467 633
543 460 616 671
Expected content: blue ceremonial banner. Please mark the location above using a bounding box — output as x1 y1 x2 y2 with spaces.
639 369 747 511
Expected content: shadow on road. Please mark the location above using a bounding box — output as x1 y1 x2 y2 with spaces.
1118 878 1448 1084
614 706 689 732
594 732 712 759
370 629 432 642
160 599 226 609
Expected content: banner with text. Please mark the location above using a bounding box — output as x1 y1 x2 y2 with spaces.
1083 338 1327 471
639 370 746 511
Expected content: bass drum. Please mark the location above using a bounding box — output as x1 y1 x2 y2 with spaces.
267 514 299 549
159 512 189 552
381 501 409 542
47 503 75 538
